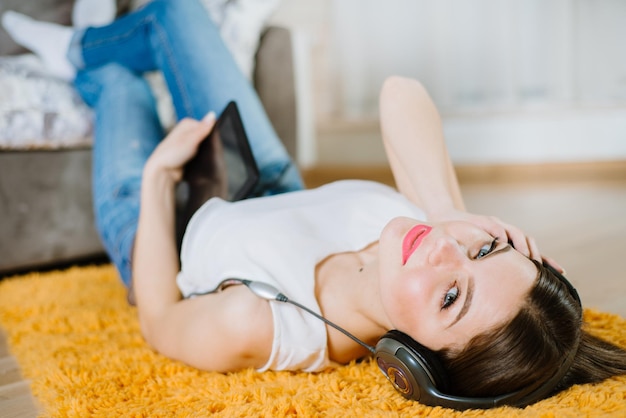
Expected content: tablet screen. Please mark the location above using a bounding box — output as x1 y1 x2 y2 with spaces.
184 101 259 205
217 105 259 200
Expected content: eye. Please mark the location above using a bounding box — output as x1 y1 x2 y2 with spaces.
476 238 498 259
441 285 459 310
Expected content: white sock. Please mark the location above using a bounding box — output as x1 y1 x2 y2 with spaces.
72 0 117 29
2 11 75 80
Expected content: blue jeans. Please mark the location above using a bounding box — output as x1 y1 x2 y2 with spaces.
70 0 304 286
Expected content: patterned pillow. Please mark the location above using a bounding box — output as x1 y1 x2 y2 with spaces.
0 55 93 149
0 0 135 149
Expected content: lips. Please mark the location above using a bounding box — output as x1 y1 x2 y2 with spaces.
402 224 432 265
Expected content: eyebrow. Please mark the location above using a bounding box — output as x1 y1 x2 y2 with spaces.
448 244 512 328
449 279 474 329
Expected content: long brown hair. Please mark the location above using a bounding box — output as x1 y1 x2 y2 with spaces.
438 260 626 399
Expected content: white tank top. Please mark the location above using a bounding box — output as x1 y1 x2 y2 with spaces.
176 180 425 371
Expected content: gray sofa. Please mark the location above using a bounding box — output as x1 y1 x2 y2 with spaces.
0 3 299 274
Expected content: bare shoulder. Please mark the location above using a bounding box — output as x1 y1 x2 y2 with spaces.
216 285 275 358
145 284 274 372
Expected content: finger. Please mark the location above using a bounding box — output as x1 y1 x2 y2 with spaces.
526 235 541 262
202 111 216 125
163 118 198 144
189 119 214 146
476 216 508 244
542 255 566 275
174 117 214 148
173 116 213 137
503 224 531 257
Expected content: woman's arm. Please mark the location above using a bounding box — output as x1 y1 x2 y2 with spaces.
132 113 272 371
133 116 214 319
379 76 465 214
379 76 541 261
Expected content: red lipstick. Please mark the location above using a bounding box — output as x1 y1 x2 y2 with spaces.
402 224 432 265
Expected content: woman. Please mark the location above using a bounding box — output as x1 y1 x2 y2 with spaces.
5 0 625 408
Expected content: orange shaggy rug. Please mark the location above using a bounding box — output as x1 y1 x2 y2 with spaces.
0 264 625 417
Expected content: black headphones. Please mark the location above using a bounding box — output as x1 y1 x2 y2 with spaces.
373 262 582 410
209 262 581 410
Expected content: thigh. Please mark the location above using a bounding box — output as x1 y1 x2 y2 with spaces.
74 64 164 285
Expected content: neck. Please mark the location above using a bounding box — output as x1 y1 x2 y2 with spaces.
316 242 393 361
353 245 394 336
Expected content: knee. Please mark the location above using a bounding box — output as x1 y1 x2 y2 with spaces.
75 63 151 107
141 0 195 22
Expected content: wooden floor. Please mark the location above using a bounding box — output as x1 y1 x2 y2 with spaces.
1 162 625 417
0 330 39 417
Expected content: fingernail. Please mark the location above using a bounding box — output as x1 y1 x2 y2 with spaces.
202 111 216 123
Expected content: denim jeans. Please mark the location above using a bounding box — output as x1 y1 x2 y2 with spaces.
70 0 304 286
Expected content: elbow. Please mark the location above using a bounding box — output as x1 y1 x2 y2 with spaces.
379 76 433 123
138 312 165 352
380 76 426 102
140 319 179 361
139 316 155 347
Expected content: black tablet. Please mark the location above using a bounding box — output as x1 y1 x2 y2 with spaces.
184 101 260 204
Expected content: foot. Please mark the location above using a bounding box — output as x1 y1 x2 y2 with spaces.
72 0 117 29
1 11 75 80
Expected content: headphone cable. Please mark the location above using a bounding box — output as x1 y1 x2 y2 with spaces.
278 295 376 354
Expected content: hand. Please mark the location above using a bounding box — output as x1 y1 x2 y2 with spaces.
444 210 567 274
430 209 542 263
145 112 216 183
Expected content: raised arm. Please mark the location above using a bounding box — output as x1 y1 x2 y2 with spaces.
379 76 465 214
379 76 542 262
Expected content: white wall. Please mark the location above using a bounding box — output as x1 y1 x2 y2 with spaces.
445 106 626 164
270 0 626 165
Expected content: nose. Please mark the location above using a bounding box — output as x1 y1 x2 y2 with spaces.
428 235 463 267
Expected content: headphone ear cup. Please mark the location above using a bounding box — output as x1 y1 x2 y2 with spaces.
375 330 451 401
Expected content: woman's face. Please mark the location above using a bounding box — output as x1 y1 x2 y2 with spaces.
378 217 538 352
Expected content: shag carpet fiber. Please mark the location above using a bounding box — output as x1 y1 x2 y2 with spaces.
0 265 625 417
